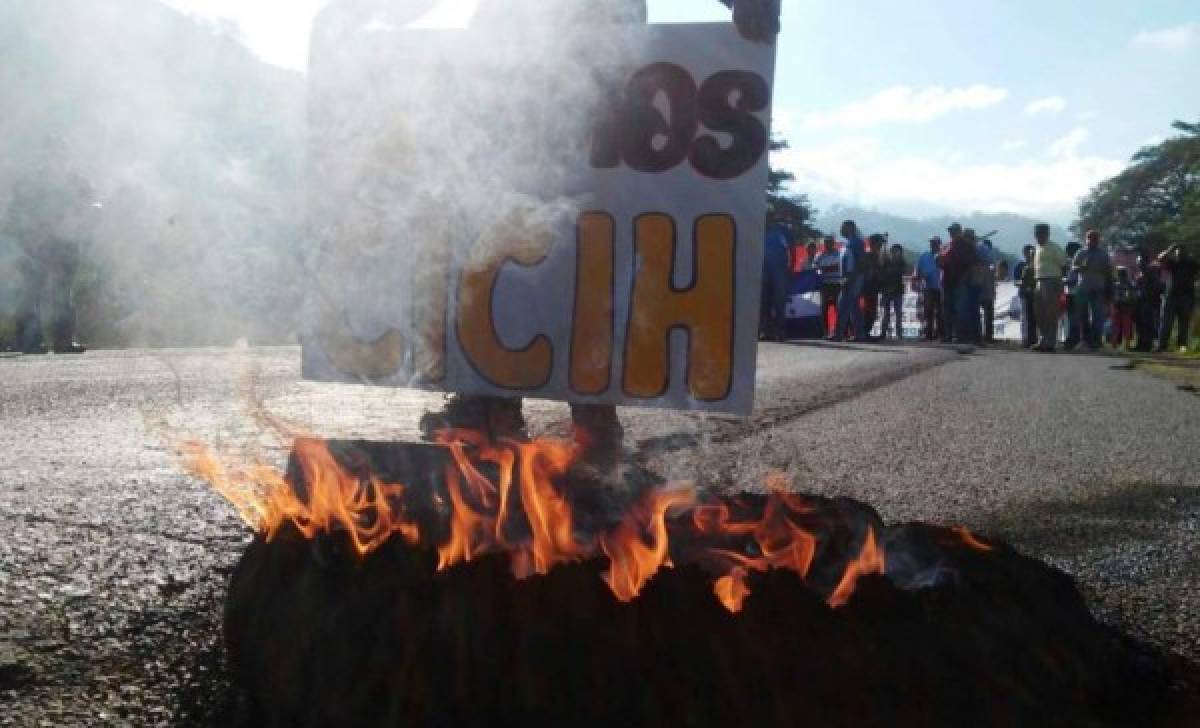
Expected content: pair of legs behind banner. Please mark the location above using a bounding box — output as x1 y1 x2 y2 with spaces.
880 293 902 339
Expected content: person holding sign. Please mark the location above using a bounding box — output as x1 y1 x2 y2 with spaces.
307 1 780 478
473 0 781 41
415 0 783 473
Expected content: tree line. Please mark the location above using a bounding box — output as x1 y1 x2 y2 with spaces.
1075 118 1200 255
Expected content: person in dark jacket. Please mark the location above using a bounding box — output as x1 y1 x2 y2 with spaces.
1156 244 1198 352
1110 267 1136 349
879 243 906 340
1133 253 1162 352
938 223 973 343
860 234 885 340
1061 241 1083 349
958 229 984 345
1014 244 1037 348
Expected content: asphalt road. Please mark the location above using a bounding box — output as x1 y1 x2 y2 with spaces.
0 343 1197 725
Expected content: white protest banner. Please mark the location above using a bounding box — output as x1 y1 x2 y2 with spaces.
302 21 776 415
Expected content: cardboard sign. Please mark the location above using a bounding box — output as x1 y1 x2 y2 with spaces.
302 22 776 415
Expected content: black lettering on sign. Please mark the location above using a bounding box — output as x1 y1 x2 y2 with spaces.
691 70 770 180
590 63 771 178
619 62 698 174
589 84 625 169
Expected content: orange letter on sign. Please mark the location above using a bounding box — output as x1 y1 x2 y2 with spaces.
623 214 735 401
457 233 553 391
314 304 406 382
570 213 615 395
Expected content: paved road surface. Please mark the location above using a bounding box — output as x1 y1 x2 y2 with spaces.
0 343 1196 725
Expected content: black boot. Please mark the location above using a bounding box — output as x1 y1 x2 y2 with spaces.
419 395 528 442
569 404 625 480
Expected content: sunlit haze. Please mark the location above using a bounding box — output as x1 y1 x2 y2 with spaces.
108 0 1200 222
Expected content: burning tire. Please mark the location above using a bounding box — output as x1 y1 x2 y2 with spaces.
205 440 1197 727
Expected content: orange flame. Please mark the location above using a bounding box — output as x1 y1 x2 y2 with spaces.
694 493 819 609
513 440 584 577
433 431 586 578
827 527 886 608
713 568 752 613
600 488 695 602
181 437 418 557
952 526 993 552
437 435 506 569
184 430 895 612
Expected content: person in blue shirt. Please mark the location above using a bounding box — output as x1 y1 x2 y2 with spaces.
832 220 865 341
976 238 997 343
760 214 794 341
914 237 944 341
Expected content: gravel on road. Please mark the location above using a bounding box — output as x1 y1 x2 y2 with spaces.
767 346 1200 665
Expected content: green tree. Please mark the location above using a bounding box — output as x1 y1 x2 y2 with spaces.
1075 119 1200 254
767 134 821 240
1160 185 1200 247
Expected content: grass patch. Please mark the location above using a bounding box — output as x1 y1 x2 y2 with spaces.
1131 357 1200 393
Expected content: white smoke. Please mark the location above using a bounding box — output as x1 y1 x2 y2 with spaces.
304 1 650 386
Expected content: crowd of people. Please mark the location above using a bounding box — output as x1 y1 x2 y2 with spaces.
1013 231 1197 353
760 217 1198 354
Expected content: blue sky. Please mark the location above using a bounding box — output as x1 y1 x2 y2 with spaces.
166 0 1200 224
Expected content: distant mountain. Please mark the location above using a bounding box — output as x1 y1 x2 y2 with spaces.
0 0 305 346
814 206 1072 256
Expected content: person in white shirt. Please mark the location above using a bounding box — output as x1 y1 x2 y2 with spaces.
814 236 844 339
